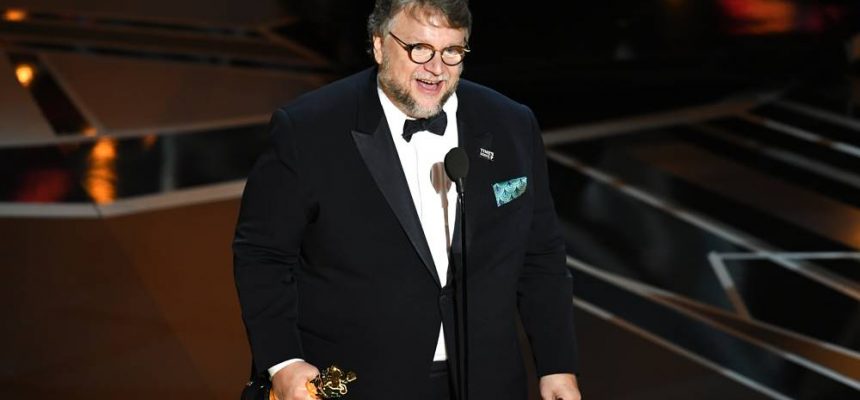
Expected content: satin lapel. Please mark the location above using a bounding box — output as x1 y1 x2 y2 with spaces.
350 72 441 287
450 103 492 264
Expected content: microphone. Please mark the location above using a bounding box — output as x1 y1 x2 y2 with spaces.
444 147 469 194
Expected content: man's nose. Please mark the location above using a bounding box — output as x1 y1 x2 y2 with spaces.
423 53 444 75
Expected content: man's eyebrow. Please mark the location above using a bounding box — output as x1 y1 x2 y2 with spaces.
415 38 468 48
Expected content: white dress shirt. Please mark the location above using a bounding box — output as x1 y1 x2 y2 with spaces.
379 87 459 362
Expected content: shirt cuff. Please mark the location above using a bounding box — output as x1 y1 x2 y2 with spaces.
268 358 305 379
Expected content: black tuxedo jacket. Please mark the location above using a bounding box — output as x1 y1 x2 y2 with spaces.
233 67 577 400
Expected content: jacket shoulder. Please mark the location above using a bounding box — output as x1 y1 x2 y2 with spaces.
278 67 374 123
457 79 531 116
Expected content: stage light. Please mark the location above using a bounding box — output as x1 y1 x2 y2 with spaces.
92 138 116 159
142 134 158 150
82 126 98 137
3 9 27 22
13 169 73 202
15 63 35 88
720 0 795 35
86 138 118 204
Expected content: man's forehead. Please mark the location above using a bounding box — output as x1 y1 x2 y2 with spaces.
391 7 467 41
406 6 449 27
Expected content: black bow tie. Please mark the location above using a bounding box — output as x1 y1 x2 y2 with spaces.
402 111 447 142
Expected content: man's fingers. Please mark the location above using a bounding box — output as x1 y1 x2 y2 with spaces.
545 391 582 400
540 386 582 400
270 361 321 400
274 386 313 400
539 373 580 400
290 386 312 400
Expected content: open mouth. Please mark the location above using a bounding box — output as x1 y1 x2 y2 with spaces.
416 78 443 93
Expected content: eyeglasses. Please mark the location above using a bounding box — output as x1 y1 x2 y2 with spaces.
388 32 470 66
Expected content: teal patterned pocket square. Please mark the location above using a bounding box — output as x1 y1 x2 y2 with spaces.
492 177 528 207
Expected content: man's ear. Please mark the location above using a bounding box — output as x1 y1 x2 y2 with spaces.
372 35 383 65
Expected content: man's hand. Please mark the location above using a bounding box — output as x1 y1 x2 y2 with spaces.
271 361 320 400
539 373 581 400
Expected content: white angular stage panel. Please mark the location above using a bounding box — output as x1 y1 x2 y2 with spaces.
0 56 56 143
42 52 327 134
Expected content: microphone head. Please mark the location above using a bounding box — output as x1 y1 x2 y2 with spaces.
444 147 469 181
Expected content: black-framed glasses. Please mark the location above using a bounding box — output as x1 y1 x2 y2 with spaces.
388 32 470 66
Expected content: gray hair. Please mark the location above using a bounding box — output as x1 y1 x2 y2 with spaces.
367 0 472 41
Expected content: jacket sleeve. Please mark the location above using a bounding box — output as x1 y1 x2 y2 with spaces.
516 106 579 377
233 108 315 374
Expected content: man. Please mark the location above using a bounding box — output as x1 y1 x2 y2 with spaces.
233 1 580 399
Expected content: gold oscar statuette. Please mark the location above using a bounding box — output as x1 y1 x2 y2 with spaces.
267 365 357 400
306 365 358 399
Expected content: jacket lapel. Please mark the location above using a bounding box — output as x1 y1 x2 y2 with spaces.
450 96 493 269
350 70 441 287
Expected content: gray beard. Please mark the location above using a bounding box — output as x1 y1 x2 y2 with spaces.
378 57 458 119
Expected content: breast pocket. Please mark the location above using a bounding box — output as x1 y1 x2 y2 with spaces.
492 176 528 207
474 182 531 237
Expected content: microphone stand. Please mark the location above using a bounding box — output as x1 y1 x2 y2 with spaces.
445 147 469 400
454 180 468 400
